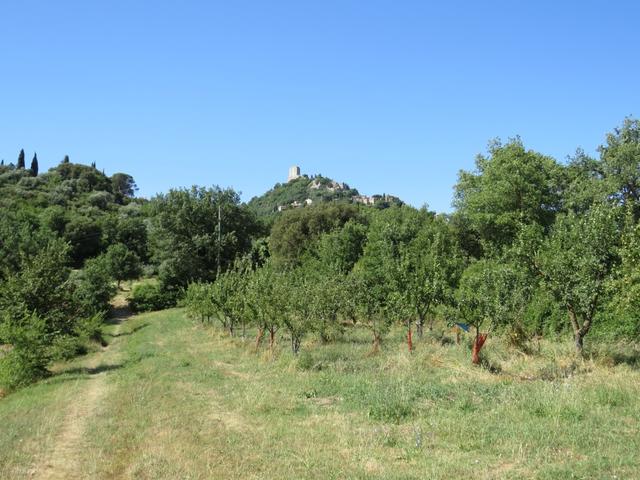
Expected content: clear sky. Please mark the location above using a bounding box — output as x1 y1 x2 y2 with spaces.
1 1 638 212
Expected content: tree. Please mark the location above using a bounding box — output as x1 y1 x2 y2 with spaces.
455 260 529 364
598 118 640 219
72 256 116 314
184 282 216 323
104 243 142 288
111 173 138 203
269 203 362 267
62 155 70 163
535 204 621 354
454 138 562 253
312 220 367 274
247 263 282 352
401 216 464 337
149 186 259 294
280 268 316 354
17 149 25 169
63 214 103 266
30 153 39 176
0 239 98 389
606 217 640 338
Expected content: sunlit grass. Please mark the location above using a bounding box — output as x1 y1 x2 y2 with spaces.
1 309 639 479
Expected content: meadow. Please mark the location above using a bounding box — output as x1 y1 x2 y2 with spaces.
1 307 638 479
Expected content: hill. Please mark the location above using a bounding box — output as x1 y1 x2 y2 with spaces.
0 158 147 267
247 173 403 222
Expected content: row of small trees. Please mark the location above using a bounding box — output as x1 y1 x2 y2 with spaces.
184 196 630 363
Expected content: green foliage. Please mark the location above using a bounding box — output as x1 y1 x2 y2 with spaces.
30 153 38 176
455 259 530 333
400 215 465 333
247 175 360 222
16 149 25 170
269 202 363 267
149 186 259 294
602 219 640 338
129 283 173 313
536 203 621 351
454 138 563 253
599 118 640 216
71 256 116 314
103 243 142 287
0 239 114 390
0 312 50 389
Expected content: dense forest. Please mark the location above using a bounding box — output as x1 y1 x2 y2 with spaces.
1 118 640 391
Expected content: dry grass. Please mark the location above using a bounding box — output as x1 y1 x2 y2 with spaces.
1 309 639 479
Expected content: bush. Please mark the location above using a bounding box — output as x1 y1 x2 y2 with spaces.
71 257 116 314
0 313 50 390
130 283 174 312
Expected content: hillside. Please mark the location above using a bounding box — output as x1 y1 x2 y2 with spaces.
0 159 147 267
1 306 639 479
247 173 402 222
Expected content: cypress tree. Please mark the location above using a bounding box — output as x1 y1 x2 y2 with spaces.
62 155 70 164
17 149 25 169
30 153 39 176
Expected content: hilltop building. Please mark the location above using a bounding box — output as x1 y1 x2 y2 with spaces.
288 165 301 182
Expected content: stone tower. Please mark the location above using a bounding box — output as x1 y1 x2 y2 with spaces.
288 165 301 182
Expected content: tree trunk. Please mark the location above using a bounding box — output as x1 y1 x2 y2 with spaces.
574 332 584 354
471 330 488 365
416 315 424 339
291 335 301 354
269 328 276 352
407 325 413 353
371 332 381 354
568 307 591 356
254 327 265 351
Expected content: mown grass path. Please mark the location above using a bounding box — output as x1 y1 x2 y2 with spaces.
32 316 125 480
1 308 639 479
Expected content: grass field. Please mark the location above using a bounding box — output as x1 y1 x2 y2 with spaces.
1 308 639 479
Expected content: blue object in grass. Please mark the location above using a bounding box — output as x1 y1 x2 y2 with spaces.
454 322 470 332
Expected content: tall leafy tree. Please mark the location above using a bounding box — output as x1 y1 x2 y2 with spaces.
149 186 259 294
599 118 640 218
269 203 362 267
535 204 621 353
454 138 563 254
401 216 464 337
455 259 529 363
103 243 142 288
111 173 138 203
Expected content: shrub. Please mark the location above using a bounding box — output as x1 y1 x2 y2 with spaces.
0 313 50 390
130 283 173 312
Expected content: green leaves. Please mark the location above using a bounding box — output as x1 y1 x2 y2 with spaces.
454 138 563 253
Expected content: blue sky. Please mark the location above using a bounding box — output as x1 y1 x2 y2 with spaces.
1 1 638 212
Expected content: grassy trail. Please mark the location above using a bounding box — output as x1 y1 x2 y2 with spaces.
1 308 639 479
33 317 125 480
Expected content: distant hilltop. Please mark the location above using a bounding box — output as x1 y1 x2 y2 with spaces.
247 165 403 221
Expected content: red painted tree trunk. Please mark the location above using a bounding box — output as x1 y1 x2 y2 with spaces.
471 333 487 365
407 326 413 352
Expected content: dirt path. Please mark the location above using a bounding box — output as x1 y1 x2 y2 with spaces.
32 300 129 480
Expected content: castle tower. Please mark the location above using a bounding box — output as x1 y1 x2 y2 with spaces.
288 165 300 182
